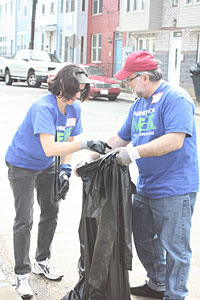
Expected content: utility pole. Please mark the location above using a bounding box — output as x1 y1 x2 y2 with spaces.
29 0 38 49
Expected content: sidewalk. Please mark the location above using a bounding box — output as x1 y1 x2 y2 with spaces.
117 91 200 116
0 269 20 299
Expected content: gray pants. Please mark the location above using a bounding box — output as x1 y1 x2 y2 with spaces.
6 162 59 275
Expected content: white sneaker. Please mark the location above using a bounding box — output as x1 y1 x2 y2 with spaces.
32 258 63 280
16 274 33 299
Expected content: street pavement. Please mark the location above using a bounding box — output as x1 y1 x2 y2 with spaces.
0 90 200 299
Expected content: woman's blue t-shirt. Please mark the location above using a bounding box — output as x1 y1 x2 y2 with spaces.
118 81 199 198
5 93 83 170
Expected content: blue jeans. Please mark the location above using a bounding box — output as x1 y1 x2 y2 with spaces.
132 193 196 300
6 162 59 275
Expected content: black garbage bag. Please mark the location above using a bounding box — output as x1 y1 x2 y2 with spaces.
61 152 136 300
190 63 200 102
190 63 200 75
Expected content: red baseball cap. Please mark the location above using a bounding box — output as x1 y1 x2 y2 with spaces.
114 50 158 80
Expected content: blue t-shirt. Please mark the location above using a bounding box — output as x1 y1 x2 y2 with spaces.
118 81 199 198
5 93 83 170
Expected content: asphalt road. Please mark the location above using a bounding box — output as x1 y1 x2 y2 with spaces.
0 82 199 300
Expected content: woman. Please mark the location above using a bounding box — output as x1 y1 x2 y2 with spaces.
5 64 110 299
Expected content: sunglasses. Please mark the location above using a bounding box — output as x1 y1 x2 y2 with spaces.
76 88 86 95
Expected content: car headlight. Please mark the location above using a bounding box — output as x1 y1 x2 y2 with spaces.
35 66 48 72
111 83 119 88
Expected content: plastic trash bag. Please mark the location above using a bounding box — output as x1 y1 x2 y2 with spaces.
61 152 136 300
190 63 200 75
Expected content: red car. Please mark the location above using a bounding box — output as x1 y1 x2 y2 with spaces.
48 63 121 101
80 64 120 101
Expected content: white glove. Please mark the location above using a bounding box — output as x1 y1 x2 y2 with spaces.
116 147 140 166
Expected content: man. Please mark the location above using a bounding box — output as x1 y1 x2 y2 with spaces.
5 64 110 299
86 51 199 300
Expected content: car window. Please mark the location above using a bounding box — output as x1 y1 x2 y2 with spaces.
15 51 26 60
84 66 105 76
48 53 60 63
30 51 51 61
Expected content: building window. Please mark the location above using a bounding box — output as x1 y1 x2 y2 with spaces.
172 0 178 5
42 4 45 14
59 30 63 56
24 5 27 16
133 0 137 11
71 0 75 11
41 33 45 51
17 33 27 51
93 0 102 15
80 36 84 63
18 0 22 18
185 0 192 5
10 1 13 15
60 0 63 12
126 0 130 12
66 0 75 13
0 36 8 56
82 0 85 11
91 33 101 63
139 0 145 10
131 0 145 13
138 38 155 53
50 1 55 13
5 3 7 17
24 0 28 16
64 36 74 62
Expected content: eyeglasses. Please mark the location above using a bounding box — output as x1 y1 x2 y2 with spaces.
126 74 140 83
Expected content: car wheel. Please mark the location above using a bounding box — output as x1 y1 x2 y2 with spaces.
27 72 41 88
5 70 13 85
108 96 117 101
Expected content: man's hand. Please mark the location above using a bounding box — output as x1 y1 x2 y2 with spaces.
115 147 140 166
81 140 112 154
55 164 71 201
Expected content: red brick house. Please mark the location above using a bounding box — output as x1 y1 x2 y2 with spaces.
86 0 122 77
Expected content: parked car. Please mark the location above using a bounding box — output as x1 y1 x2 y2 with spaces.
0 56 8 80
4 50 61 87
48 63 121 101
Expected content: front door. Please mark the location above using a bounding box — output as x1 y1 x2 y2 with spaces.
168 32 182 86
114 32 122 75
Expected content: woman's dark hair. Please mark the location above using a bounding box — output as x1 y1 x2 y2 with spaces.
48 64 90 102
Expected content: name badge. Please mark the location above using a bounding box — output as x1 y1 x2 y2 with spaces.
151 92 163 104
66 118 76 127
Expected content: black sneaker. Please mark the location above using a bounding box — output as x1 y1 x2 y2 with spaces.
130 283 164 299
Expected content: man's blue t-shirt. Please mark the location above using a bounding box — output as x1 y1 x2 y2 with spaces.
118 81 199 198
5 93 83 170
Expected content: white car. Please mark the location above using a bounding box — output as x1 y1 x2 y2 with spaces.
4 50 61 88
0 56 7 80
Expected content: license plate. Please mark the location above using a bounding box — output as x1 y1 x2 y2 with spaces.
100 89 108 95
